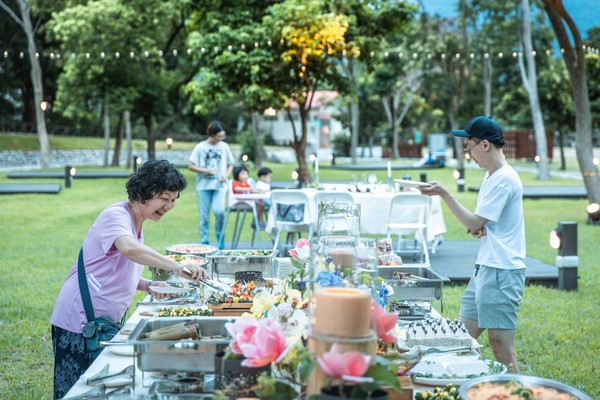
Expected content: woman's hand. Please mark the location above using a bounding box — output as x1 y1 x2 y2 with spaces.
177 263 211 282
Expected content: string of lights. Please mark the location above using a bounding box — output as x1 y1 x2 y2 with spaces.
3 42 599 61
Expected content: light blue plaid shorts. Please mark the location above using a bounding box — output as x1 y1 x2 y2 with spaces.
459 264 526 329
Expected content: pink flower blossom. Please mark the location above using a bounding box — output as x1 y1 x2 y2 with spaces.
239 318 287 367
289 238 311 261
225 317 258 355
372 301 398 343
317 343 371 380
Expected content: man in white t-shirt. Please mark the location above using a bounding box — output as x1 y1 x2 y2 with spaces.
420 116 526 373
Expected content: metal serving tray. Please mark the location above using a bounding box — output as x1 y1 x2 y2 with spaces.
127 317 234 373
378 265 449 301
209 249 278 276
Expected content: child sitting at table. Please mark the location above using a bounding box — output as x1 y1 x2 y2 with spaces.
255 167 272 210
232 165 266 229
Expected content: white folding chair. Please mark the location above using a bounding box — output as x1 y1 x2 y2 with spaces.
385 193 432 266
314 191 358 236
270 189 314 255
222 181 262 249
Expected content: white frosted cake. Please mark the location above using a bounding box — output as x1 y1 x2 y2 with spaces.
406 318 473 347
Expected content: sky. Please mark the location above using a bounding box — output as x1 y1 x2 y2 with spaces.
414 0 600 41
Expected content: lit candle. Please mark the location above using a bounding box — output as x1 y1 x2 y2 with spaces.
387 161 392 179
312 287 372 337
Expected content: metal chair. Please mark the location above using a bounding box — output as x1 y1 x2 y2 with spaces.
222 181 263 249
270 189 314 255
385 193 432 266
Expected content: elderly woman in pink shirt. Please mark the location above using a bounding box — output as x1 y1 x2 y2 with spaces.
50 159 209 399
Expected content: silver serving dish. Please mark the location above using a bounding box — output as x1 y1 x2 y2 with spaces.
378 266 449 301
127 317 234 373
459 374 592 400
209 249 278 277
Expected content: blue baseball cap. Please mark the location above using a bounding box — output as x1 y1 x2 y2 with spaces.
451 116 505 146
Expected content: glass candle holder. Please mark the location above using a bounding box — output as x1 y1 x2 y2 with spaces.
316 201 361 237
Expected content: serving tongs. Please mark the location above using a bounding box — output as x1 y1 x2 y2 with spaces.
181 266 230 295
85 364 134 386
61 385 131 400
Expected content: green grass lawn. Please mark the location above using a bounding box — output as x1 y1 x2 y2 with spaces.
0 136 598 398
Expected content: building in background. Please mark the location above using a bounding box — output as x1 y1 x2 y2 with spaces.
258 91 345 158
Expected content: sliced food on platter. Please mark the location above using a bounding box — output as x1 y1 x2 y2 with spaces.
412 355 507 386
394 179 432 188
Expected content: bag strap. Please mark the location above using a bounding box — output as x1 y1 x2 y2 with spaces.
77 247 96 322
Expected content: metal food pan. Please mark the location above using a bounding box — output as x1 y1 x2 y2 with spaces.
127 317 234 373
209 249 277 276
378 265 449 301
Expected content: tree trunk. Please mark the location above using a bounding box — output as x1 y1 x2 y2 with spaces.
350 100 359 164
482 56 492 117
103 100 110 167
382 96 398 160
542 0 600 203
7 0 51 168
124 110 132 169
111 112 123 167
519 0 549 180
251 111 262 168
144 115 156 160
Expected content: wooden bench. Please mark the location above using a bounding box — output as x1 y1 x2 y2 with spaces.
0 183 62 194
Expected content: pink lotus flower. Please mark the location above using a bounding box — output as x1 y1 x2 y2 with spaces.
372 301 398 343
225 317 258 355
238 318 287 367
317 343 372 382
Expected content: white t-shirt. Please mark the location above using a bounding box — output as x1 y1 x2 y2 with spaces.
474 164 526 270
255 180 271 192
189 140 234 191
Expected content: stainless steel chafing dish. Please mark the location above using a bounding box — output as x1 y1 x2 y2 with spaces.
378 265 449 301
127 317 233 373
208 249 278 277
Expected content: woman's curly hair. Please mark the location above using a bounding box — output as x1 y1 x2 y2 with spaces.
126 159 187 202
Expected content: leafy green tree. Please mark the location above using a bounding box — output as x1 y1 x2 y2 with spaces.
542 0 600 204
187 0 352 184
1 0 50 167
325 0 415 163
47 0 195 162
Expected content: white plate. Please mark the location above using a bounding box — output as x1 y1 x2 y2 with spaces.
394 179 432 188
108 345 134 357
412 356 507 386
148 286 192 295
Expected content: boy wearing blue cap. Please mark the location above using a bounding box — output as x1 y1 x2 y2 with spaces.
420 116 526 373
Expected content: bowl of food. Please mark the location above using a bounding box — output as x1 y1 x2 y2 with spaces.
165 243 218 256
458 373 592 400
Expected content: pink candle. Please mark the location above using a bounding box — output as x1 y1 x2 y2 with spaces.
312 287 372 338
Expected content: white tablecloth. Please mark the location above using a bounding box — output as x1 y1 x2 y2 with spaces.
265 189 446 244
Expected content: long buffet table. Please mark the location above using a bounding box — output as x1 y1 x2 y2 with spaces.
63 300 488 399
